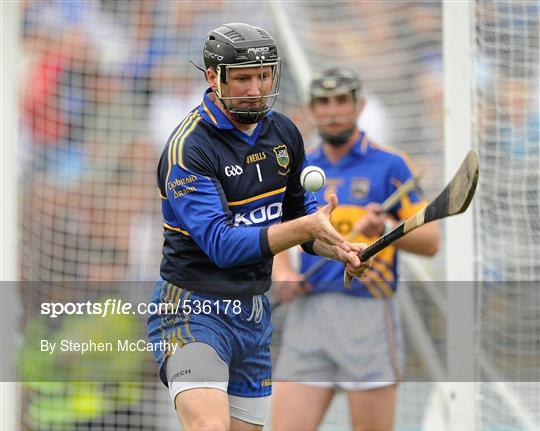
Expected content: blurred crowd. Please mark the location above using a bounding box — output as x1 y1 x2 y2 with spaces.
14 1 539 429
19 1 221 281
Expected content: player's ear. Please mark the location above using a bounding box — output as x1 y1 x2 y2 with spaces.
206 68 218 90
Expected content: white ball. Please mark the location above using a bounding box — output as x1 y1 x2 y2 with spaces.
300 166 326 192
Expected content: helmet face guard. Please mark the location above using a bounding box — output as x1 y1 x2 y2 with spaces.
203 23 281 124
215 61 281 124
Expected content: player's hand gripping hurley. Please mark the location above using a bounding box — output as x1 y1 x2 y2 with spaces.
302 170 424 280
344 150 480 288
270 171 424 310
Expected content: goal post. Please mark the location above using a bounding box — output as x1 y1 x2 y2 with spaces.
1 1 21 430
266 1 311 104
0 0 20 282
443 2 477 430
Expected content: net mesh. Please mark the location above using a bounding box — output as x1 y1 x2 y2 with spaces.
14 0 540 430
474 1 540 430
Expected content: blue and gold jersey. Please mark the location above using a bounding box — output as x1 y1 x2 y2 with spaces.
302 132 426 298
158 88 318 295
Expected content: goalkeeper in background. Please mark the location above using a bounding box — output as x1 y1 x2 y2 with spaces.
147 24 372 431
272 67 440 431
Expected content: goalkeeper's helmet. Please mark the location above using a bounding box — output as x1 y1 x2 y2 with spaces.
203 23 281 124
309 67 362 147
309 67 362 102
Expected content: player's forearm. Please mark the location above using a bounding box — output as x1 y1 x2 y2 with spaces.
395 220 440 256
267 214 316 255
312 240 339 259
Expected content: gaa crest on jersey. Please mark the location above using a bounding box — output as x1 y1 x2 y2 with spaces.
350 177 370 200
273 145 290 169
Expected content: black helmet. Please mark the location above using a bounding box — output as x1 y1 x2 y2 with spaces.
203 23 281 124
309 67 362 103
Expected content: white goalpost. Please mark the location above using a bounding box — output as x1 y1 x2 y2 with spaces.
1 1 21 430
443 2 476 430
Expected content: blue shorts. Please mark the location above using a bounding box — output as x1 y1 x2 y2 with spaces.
147 278 272 398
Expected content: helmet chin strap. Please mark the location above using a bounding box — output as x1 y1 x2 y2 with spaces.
319 126 356 147
213 89 263 124
216 95 267 124
228 104 269 124
222 101 269 124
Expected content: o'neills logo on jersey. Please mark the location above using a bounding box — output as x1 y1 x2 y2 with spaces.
234 202 282 226
246 151 267 164
168 174 197 190
273 145 289 169
350 177 370 200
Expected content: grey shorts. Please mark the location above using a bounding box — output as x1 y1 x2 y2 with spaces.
274 292 404 391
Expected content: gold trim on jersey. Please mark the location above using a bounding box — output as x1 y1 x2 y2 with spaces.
163 223 190 236
173 286 183 306
361 266 396 298
365 258 395 298
363 276 383 299
172 113 199 166
202 100 217 125
165 111 199 189
177 116 202 169
374 279 394 298
227 186 287 207
372 258 394 282
163 282 187 348
183 291 196 343
174 327 188 346
165 283 174 304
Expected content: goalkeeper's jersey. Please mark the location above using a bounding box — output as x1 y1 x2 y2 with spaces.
302 133 426 298
157 88 318 295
